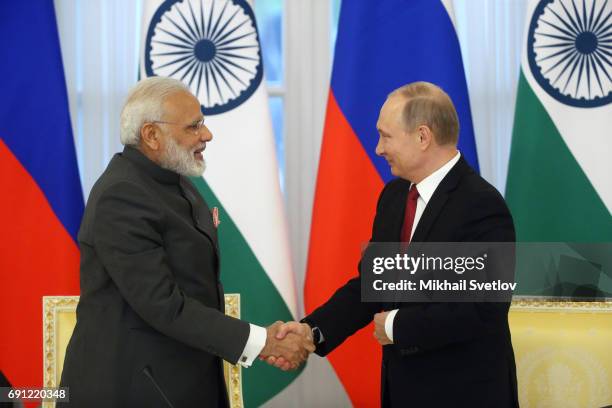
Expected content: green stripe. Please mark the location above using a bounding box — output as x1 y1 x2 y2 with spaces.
506 71 612 297
190 177 303 406
506 71 612 241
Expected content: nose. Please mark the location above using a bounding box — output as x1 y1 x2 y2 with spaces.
375 137 384 156
200 125 213 142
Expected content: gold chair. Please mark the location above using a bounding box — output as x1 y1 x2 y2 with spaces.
509 299 612 407
42 295 244 408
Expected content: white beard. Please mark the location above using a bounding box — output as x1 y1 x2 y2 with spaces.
159 136 206 177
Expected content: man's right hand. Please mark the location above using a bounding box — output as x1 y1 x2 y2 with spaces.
259 321 315 371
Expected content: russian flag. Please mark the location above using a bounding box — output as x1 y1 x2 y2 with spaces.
304 0 477 406
0 0 83 401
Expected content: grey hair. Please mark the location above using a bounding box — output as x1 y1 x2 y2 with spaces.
119 76 190 146
388 81 459 145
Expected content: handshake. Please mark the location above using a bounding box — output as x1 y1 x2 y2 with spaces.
259 321 315 371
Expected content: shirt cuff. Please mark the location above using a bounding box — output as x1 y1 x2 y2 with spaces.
238 323 267 367
384 309 399 342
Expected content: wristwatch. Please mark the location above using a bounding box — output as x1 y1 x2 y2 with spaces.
301 319 324 344
311 326 322 344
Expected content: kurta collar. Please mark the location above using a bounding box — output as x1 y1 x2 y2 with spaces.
122 145 180 185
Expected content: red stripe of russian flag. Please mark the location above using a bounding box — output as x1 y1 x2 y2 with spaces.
0 139 79 406
304 92 383 407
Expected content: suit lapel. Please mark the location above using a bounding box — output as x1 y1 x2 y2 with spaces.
411 191 449 243
390 180 411 241
390 158 471 308
411 157 471 243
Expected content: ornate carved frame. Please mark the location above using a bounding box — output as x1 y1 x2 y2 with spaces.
42 294 244 408
510 297 612 312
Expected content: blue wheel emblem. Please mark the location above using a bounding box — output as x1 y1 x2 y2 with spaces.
145 0 263 115
527 0 611 108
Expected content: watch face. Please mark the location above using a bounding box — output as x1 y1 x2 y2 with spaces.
312 327 322 344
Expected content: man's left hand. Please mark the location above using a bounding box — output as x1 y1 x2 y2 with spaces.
373 311 392 345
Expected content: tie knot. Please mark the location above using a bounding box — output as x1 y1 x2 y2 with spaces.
409 185 419 201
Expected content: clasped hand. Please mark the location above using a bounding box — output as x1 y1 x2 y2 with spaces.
259 321 315 371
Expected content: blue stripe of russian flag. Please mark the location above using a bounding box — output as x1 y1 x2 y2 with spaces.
331 0 478 183
0 0 83 243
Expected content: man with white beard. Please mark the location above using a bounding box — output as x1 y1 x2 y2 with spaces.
59 77 313 408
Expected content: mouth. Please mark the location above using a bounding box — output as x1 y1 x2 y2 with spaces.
193 146 205 161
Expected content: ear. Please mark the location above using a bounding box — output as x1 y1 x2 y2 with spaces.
416 125 433 150
140 123 161 151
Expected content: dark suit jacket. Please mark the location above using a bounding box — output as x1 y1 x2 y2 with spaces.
304 157 518 407
59 146 250 408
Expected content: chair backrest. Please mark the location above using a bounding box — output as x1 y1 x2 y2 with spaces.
509 299 612 408
42 295 244 408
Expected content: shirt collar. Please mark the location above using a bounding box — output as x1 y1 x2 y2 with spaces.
414 152 461 205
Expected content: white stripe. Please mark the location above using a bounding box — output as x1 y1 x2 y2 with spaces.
441 0 458 29
203 85 298 317
521 0 612 213
139 0 298 317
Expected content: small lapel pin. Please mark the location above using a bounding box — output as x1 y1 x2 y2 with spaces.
212 207 220 228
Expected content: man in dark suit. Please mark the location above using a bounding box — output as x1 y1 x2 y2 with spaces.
59 77 313 408
272 82 518 407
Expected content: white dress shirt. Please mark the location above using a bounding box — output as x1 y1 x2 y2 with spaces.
385 152 461 342
237 324 267 367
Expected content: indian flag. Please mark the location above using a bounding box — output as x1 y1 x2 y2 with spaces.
506 0 612 295
140 0 299 405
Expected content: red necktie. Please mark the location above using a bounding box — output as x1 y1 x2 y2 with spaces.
400 185 419 243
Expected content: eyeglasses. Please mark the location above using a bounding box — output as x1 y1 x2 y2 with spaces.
151 118 206 134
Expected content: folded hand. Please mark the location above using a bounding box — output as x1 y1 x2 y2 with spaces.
373 311 392 345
